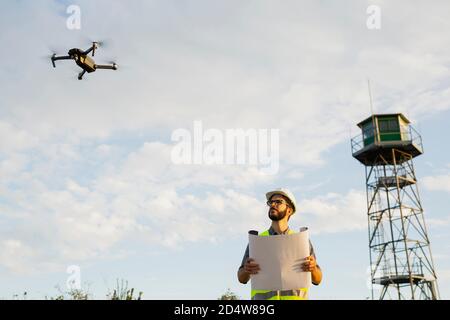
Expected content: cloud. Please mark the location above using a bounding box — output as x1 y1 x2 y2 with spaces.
1 0 450 276
0 240 36 274
0 134 369 273
2 0 450 153
427 215 450 229
299 190 367 234
0 121 40 152
436 269 450 282
0 140 274 273
423 173 450 193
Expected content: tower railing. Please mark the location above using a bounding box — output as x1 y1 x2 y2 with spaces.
351 125 423 155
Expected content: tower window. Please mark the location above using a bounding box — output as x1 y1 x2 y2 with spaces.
378 118 399 132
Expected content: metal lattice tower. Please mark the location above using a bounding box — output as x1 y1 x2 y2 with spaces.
351 113 439 300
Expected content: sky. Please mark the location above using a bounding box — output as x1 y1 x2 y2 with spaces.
0 0 449 300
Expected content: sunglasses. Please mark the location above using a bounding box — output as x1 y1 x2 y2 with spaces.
266 199 290 207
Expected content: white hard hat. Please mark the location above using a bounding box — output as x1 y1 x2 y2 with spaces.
266 188 297 214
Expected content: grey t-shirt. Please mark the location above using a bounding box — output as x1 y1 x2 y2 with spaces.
239 227 319 283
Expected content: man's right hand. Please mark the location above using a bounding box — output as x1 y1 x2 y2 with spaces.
244 258 260 275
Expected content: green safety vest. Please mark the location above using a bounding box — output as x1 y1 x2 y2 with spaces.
250 229 309 300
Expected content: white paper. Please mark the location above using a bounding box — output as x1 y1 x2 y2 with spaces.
248 228 311 291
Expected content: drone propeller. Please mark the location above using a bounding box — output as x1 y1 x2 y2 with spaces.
95 40 110 47
83 36 111 46
40 53 57 65
91 40 112 56
46 44 68 55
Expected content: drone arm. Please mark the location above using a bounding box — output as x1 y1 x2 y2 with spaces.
83 46 94 56
51 55 73 67
94 64 117 70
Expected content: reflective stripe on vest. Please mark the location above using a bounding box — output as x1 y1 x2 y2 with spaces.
250 229 308 300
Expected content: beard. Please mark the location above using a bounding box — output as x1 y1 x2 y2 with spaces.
268 207 287 221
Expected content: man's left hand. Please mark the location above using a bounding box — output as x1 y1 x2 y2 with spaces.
302 255 317 272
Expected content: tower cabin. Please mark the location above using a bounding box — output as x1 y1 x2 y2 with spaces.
351 113 423 166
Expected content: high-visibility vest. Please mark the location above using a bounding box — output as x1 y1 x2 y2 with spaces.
250 229 309 300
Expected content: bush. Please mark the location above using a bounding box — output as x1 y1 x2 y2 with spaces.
218 288 239 300
107 279 143 300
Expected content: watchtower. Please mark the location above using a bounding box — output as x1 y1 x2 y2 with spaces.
351 113 439 299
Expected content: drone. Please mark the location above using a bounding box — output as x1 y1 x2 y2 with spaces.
51 42 117 80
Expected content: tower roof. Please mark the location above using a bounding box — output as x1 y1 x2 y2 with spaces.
357 113 410 128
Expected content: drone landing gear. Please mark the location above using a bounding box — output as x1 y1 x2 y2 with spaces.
78 70 86 80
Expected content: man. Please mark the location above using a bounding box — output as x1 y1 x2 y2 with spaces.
237 188 322 300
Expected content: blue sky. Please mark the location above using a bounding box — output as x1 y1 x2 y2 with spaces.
0 0 449 299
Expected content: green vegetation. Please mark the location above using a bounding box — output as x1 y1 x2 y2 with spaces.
107 279 143 300
10 281 239 300
7 278 142 300
218 288 240 300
